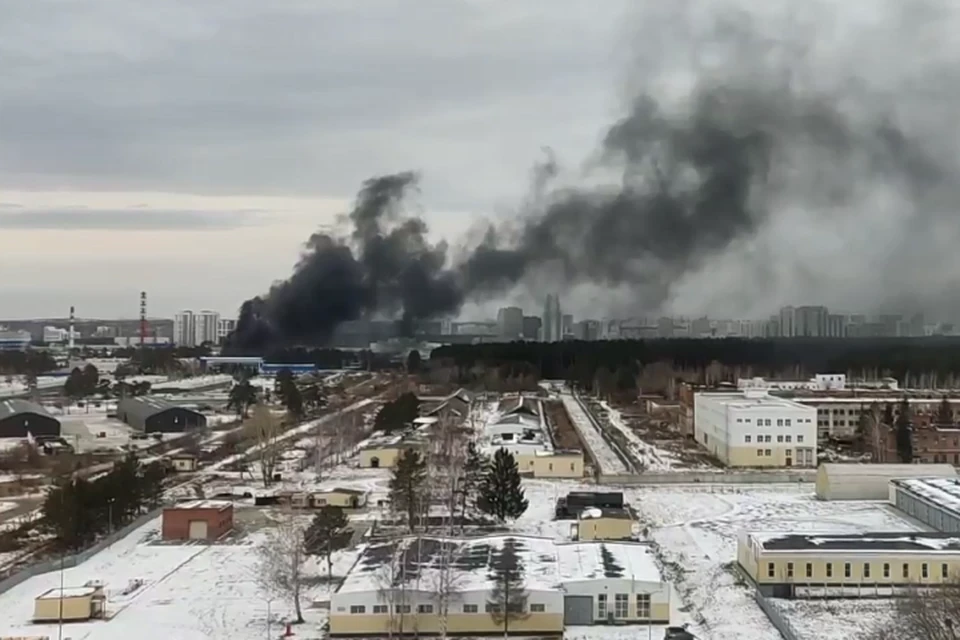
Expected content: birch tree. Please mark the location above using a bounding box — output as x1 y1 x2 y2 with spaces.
429 539 466 640
245 403 283 488
257 510 308 624
375 541 410 638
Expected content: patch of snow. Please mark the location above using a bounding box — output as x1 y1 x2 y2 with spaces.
599 400 684 471
560 393 629 474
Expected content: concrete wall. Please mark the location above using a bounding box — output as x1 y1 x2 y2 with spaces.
0 508 163 597
597 470 815 485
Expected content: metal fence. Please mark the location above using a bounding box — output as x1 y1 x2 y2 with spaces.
0 508 163 597
753 591 801 640
597 470 816 485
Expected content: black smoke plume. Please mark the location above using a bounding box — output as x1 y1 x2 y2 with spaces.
231 1 960 348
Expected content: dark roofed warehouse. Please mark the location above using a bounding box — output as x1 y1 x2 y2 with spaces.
117 397 206 433
0 400 60 438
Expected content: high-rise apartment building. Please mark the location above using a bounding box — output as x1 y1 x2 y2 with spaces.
542 295 562 342
194 310 221 346
522 316 542 341
173 311 195 347
496 307 524 340
217 318 237 343
778 306 795 338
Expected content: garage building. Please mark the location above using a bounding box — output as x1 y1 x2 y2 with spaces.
0 399 61 438
891 476 960 532
33 583 106 622
815 463 957 501
162 500 234 541
117 396 207 433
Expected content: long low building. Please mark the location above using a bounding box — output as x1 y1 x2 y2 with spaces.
117 396 207 433
738 530 960 598
0 399 60 438
816 463 957 501
329 535 669 636
890 476 960 532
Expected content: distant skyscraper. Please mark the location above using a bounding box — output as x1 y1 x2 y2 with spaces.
194 310 221 346
561 314 574 338
496 306 524 340
542 295 562 342
173 311 196 346
217 318 237 343
522 316 542 341
795 306 829 337
778 306 796 338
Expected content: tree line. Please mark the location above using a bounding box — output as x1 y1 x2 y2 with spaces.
41 453 168 550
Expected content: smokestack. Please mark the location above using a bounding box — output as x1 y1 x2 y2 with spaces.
140 292 148 348
68 306 75 350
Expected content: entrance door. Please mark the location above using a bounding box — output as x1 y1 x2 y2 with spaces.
188 520 209 540
370 457 380 468
786 457 792 467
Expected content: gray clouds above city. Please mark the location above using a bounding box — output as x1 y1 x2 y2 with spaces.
2 0 960 325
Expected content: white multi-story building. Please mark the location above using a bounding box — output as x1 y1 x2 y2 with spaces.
173 311 195 347
194 310 220 346
542 294 562 342
738 373 847 392
694 389 817 468
217 318 236 343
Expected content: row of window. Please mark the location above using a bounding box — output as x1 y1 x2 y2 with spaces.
736 417 812 426
597 593 651 619
745 434 806 444
524 459 578 472
349 603 549 615
767 560 950 580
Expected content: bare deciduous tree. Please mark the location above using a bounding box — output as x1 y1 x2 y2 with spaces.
865 583 960 640
245 404 283 488
375 541 410 639
258 510 309 624
429 538 466 640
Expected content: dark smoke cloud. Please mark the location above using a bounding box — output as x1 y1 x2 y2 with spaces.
231 0 960 348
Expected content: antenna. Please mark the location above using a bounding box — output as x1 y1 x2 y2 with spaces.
68 306 75 350
139 292 148 348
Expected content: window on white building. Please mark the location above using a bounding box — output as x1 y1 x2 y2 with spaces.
737 418 742 422
350 605 366 614
757 449 764 457
463 604 478 613
418 604 434 614
777 419 783 426
614 594 629 618
765 449 772 456
765 435 772 443
777 435 783 443
786 435 792 442
745 435 752 443
531 604 546 613
785 418 792 426
798 435 804 443
635 594 651 618
373 605 388 614
396 605 411 614
597 594 608 618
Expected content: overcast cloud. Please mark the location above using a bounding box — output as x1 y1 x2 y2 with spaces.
0 0 627 318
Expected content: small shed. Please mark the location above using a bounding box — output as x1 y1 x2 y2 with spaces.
169 452 198 472
573 507 635 541
0 399 61 438
815 463 958 501
33 583 106 622
312 488 367 509
162 500 234 541
117 396 207 433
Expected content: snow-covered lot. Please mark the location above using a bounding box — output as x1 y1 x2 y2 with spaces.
598 400 689 471
518 480 921 640
0 510 362 640
560 393 629 475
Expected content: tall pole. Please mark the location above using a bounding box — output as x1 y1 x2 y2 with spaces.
58 551 64 640
266 598 272 640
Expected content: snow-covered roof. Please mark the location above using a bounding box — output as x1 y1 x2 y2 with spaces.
821 463 957 478
167 500 232 511
36 586 98 599
893 476 960 515
336 535 561 596
556 542 662 584
748 531 960 553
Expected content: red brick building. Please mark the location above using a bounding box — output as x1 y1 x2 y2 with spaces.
162 500 234 541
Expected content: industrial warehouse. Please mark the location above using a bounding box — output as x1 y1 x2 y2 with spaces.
116 396 207 433
890 476 960 533
0 399 61 438
328 535 669 636
815 463 958 501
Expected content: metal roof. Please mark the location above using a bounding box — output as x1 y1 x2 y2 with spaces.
0 399 55 421
117 396 193 423
752 531 960 553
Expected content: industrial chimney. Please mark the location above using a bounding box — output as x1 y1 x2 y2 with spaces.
139 292 148 348
69 305 75 350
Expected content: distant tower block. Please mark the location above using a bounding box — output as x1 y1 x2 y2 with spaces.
140 291 148 347
69 305 76 350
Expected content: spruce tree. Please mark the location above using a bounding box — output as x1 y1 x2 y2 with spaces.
477 448 528 522
458 443 488 525
389 449 428 531
487 539 529 635
895 398 914 463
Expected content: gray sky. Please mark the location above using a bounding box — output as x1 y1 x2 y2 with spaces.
0 0 629 319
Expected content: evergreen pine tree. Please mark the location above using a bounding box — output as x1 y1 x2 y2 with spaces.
477 448 529 522
938 396 954 426
388 449 428 531
487 539 529 635
458 442 488 525
895 398 914 463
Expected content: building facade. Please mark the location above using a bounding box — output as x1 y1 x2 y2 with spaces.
496 307 524 340
542 294 562 342
162 501 234 541
173 311 195 346
194 310 221 345
815 463 956 501
694 390 817 467
891 477 960 532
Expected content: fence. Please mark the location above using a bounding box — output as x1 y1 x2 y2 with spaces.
753 590 801 640
0 507 163 597
597 470 816 485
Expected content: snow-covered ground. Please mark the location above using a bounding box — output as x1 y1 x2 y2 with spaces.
0 376 64 397
773 598 895 640
0 510 363 640
0 502 15 514
517 479 921 640
560 392 629 475
151 375 235 391
598 400 684 471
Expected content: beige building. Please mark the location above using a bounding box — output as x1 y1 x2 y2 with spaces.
169 453 198 472
573 507 636 541
33 584 106 622
815 463 956 501
329 535 670 635
514 450 585 479
310 488 367 509
738 530 960 598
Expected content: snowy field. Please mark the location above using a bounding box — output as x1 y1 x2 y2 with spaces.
773 598 895 640
560 392 629 474
0 376 64 397
0 510 362 640
517 479 922 640
598 400 688 471
151 374 235 391
0 502 15 514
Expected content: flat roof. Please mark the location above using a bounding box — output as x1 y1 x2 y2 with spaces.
168 499 232 510
893 477 960 515
696 392 813 411
319 487 366 496
556 542 662 583
823 463 956 478
749 531 960 553
579 506 632 520
37 586 97 599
